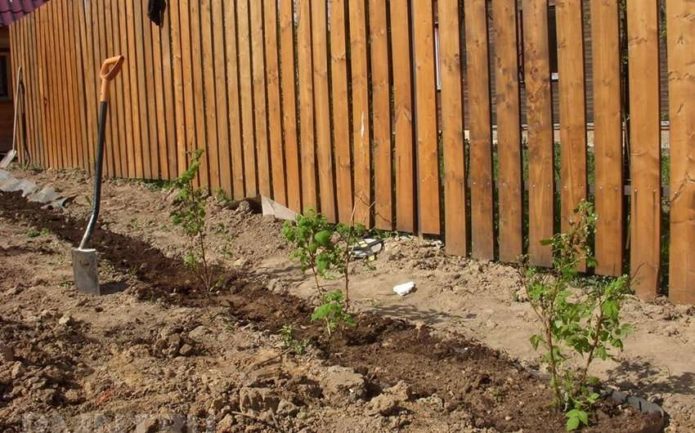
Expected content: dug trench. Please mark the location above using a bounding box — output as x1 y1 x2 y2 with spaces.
0 190 664 433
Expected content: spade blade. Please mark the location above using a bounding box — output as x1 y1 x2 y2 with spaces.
72 248 100 295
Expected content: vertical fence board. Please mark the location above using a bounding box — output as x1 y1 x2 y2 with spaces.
117 1 134 178
170 0 186 178
627 0 661 299
390 0 415 233
237 0 258 197
211 0 231 194
412 0 440 235
279 0 301 210
250 0 271 198
225 1 246 199
104 0 121 176
667 0 695 304
298 0 317 211
331 0 354 223
161 6 178 179
152 13 169 180
189 0 207 186
312 0 336 222
522 0 554 266
264 0 287 205
133 0 152 178
349 0 371 225
201 0 220 189
110 0 128 178
591 0 623 276
492 0 523 262
465 0 494 259
370 0 393 230
126 0 144 178
439 0 467 255
556 0 588 270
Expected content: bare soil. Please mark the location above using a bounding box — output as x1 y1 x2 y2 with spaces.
2 166 692 432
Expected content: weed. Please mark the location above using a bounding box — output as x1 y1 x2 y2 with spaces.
27 228 49 238
311 290 355 337
171 150 217 292
280 325 309 355
524 201 632 431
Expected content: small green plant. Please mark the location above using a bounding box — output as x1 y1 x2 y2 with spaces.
27 228 49 238
282 209 336 293
280 325 309 355
171 149 217 292
311 290 355 337
525 201 632 431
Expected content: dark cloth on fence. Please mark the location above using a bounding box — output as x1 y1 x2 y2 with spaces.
147 0 167 26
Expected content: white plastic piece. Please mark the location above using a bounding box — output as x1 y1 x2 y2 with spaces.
393 281 415 297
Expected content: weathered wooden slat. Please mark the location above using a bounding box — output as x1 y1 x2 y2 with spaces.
492 0 523 262
126 0 144 178
666 0 695 304
250 0 271 198
201 0 220 189
133 0 152 178
212 0 230 194
411 0 440 235
298 0 317 211
224 0 245 199
170 0 186 179
264 0 287 205
438 0 467 255
627 0 661 299
591 0 623 276
279 0 301 210
331 0 353 223
390 0 414 233
370 0 392 230
522 0 554 266
237 0 258 197
189 0 206 186
311 0 336 222
349 0 371 226
160 3 178 179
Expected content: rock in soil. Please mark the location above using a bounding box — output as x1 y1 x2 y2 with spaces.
318 366 367 404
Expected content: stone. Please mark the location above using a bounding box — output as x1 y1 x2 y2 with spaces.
239 387 280 413
179 344 194 357
135 416 159 433
11 362 24 379
216 414 235 433
277 399 299 416
0 344 14 363
367 393 401 416
58 314 74 326
188 326 209 342
318 366 366 403
384 381 412 402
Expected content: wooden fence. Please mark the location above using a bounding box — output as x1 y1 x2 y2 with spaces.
7 0 695 304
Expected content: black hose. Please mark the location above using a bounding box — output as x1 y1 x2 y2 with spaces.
79 101 108 250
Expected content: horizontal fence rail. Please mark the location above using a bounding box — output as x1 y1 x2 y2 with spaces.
7 0 695 304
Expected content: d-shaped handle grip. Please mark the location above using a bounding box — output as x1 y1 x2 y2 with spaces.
99 55 125 102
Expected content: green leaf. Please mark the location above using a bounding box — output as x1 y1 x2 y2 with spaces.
315 230 333 247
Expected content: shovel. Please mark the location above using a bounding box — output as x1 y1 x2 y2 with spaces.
72 55 125 295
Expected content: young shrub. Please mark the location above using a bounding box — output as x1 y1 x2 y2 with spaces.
311 290 355 337
282 209 336 293
334 222 368 305
280 325 309 355
525 201 632 431
171 149 217 292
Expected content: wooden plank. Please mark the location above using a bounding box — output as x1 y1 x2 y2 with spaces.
74 0 88 170
237 0 258 197
179 0 196 179
297 0 317 211
64 0 80 170
126 0 145 178
522 0 554 266
556 0 588 269
133 0 152 178
666 0 695 304
212 0 231 194
492 0 523 262
117 0 135 178
104 0 120 176
591 0 623 276
189 0 208 187
390 0 415 232
264 0 287 205
370 0 392 230
627 0 661 299
160 5 178 179
250 0 271 198
330 0 353 223
152 12 170 180
57 0 74 169
411 0 439 235
312 0 336 222
439 0 467 255
201 0 220 190
54 0 69 169
39 7 55 169
170 0 187 179
110 0 127 177
224 0 246 199
349 0 371 225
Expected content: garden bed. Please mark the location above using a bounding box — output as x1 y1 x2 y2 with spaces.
0 182 668 432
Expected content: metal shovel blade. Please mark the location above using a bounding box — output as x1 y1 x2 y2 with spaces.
72 248 100 295
0 150 17 169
